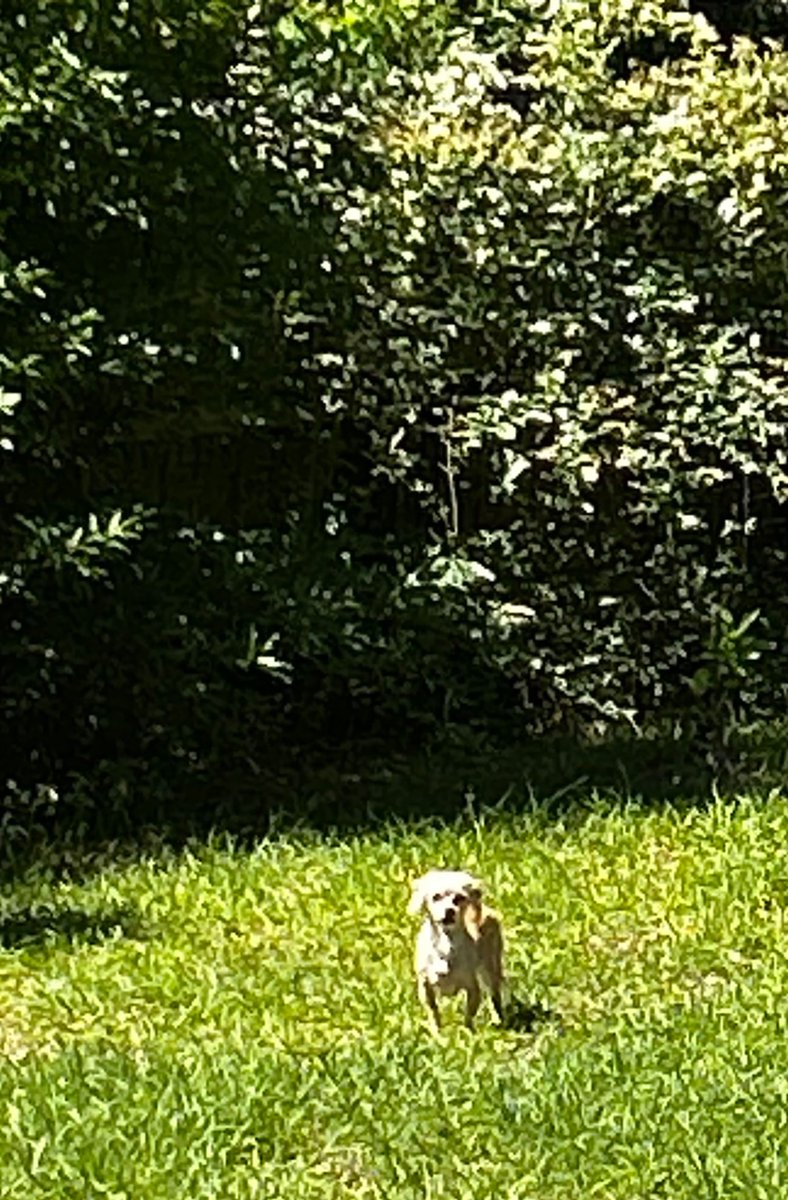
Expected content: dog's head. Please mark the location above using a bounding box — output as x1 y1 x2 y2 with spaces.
407 869 483 930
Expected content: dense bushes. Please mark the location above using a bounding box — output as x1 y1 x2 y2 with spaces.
1 0 787 828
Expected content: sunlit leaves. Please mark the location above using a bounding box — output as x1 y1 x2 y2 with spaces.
292 0 788 739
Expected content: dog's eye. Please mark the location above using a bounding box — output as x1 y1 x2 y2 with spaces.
431 894 442 904
453 894 467 905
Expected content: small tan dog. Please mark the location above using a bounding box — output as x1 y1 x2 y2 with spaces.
408 868 504 1032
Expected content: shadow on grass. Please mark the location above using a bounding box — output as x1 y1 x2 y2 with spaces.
281 728 730 831
502 997 560 1035
0 904 145 950
1 722 784 882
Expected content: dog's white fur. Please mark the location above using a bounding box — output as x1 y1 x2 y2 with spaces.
408 868 504 1032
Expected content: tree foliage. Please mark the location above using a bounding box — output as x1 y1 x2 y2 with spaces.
2 0 787 826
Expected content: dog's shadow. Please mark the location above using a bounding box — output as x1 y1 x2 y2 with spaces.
0 904 145 951
500 995 560 1034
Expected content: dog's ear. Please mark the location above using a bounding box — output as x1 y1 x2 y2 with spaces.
465 876 484 931
407 876 428 915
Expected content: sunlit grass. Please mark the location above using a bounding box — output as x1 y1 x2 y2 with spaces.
2 792 788 1198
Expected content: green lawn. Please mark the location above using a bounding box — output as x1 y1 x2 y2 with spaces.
2 793 788 1198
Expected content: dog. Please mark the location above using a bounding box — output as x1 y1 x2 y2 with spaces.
408 868 504 1032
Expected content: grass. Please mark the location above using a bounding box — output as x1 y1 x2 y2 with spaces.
2 791 788 1198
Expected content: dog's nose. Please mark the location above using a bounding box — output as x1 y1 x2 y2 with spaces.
443 908 457 924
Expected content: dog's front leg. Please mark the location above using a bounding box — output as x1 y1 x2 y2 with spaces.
418 978 441 1034
483 963 504 1023
464 979 481 1030
479 917 505 1023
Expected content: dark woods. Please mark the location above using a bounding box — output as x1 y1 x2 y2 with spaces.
1 0 787 838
